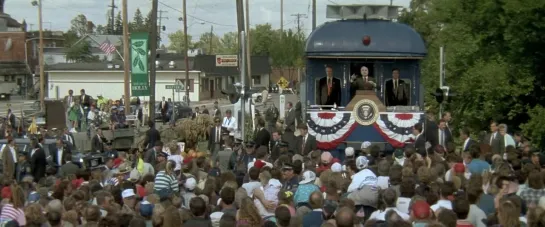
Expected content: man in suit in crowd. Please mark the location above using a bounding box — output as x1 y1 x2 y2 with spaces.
6 109 16 129
269 131 282 160
144 140 163 167
215 137 234 173
201 105 209 115
460 127 476 152
424 110 438 143
79 89 92 109
63 128 76 150
58 153 80 177
486 120 503 154
442 112 453 135
91 128 106 153
160 97 169 123
254 119 271 149
64 90 75 110
51 138 71 168
192 107 200 119
29 138 46 182
208 117 224 157
431 120 453 148
212 101 221 118
318 65 342 106
2 137 17 180
412 123 427 156
284 102 297 151
385 68 409 106
143 121 161 149
296 124 317 156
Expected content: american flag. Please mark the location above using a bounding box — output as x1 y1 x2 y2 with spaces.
99 38 116 55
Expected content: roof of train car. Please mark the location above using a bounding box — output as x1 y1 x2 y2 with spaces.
305 19 427 58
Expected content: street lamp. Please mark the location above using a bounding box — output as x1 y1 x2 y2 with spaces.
31 0 45 111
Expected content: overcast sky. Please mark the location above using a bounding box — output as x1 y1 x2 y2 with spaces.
6 0 410 44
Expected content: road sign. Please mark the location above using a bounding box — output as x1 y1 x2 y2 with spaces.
277 77 289 89
175 79 184 92
165 85 183 90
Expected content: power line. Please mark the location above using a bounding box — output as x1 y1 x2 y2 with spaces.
291 13 307 33
158 1 236 27
328 0 339 5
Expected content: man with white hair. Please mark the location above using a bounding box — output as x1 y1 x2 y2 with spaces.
347 156 379 208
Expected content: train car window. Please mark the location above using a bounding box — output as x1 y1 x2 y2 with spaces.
383 78 411 106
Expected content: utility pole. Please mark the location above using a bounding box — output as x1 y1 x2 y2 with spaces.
149 0 158 121
183 0 190 106
292 13 307 34
312 0 316 31
37 0 45 111
122 0 130 112
236 0 245 81
245 0 251 85
109 0 117 34
157 10 168 47
208 25 214 54
280 0 283 34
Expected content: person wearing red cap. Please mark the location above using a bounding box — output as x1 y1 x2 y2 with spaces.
410 200 432 227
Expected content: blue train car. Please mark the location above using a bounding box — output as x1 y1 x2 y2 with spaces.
302 5 427 151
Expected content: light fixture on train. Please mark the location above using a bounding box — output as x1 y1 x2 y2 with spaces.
362 35 371 46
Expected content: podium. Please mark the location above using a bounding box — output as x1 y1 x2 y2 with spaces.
346 90 386 111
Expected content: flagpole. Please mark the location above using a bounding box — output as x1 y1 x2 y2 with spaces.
86 36 124 62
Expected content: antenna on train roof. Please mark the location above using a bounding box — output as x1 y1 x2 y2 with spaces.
326 5 400 21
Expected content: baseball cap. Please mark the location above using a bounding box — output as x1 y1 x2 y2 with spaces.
453 163 465 174
184 177 197 190
345 147 355 157
356 156 369 170
411 200 431 219
394 149 404 159
300 170 317 184
361 141 371 150
331 163 342 173
121 189 135 199
254 160 266 169
139 201 154 217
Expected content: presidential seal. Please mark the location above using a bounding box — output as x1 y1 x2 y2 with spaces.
353 99 379 126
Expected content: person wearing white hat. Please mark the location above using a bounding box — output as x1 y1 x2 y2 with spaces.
331 163 342 173
121 189 137 214
293 170 320 208
182 178 197 208
346 156 379 208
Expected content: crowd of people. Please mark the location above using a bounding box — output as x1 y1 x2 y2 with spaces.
1 98 545 227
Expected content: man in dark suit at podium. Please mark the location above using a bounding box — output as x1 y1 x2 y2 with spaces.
385 68 409 106
318 65 341 106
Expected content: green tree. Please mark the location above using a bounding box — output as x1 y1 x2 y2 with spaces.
69 14 89 37
249 24 276 56
63 31 80 47
218 32 238 54
95 25 106 35
66 41 99 63
105 10 114 35
114 11 123 35
167 30 194 53
401 0 545 143
194 30 222 54
131 8 146 32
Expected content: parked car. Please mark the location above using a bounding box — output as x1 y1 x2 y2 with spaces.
154 101 192 121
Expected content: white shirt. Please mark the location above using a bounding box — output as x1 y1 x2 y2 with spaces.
431 199 452 212
222 117 237 135
65 134 74 145
347 169 377 193
30 148 38 158
377 176 390 190
368 207 410 221
57 148 63 166
463 138 470 151
396 197 412 214
88 110 96 121
168 154 183 171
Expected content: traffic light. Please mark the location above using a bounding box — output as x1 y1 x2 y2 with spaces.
221 85 240 104
432 86 456 103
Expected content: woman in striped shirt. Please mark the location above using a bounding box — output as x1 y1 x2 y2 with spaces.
0 185 26 226
154 160 179 194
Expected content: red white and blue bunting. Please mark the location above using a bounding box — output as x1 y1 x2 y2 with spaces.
306 112 358 150
306 111 424 149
